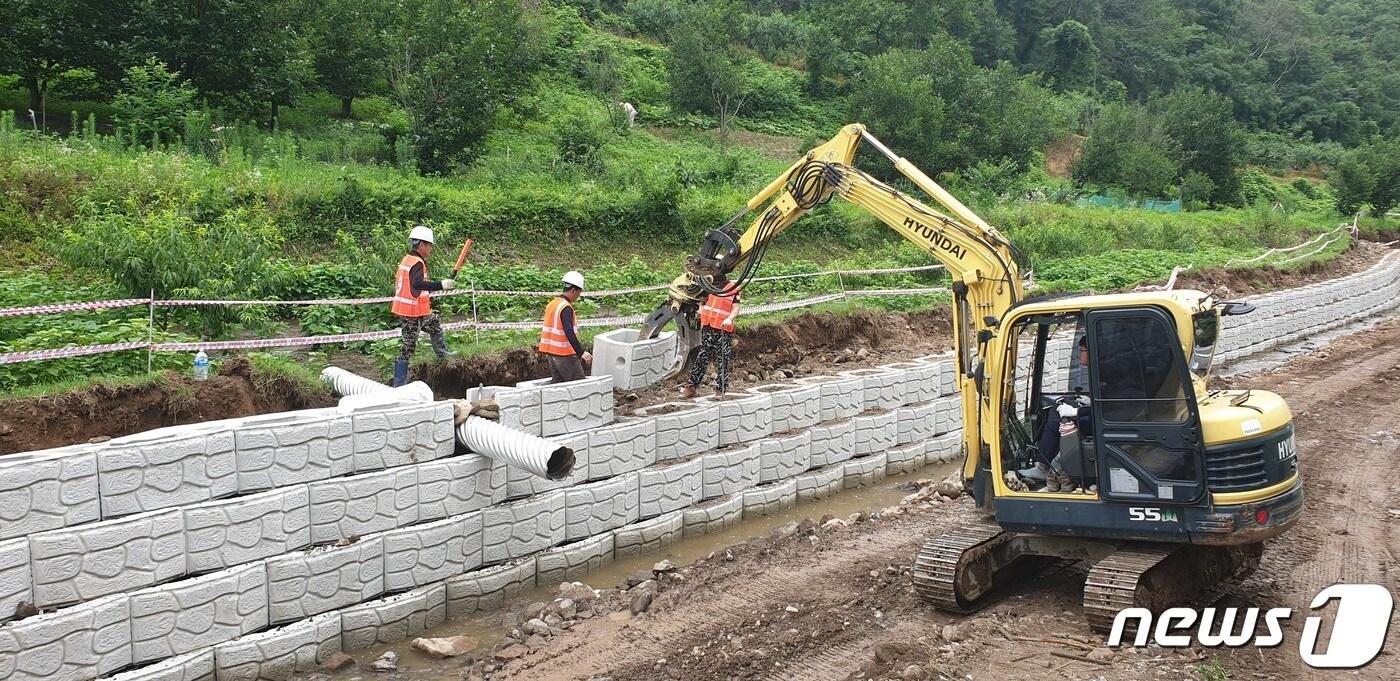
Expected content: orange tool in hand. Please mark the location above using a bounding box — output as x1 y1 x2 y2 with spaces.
452 238 474 278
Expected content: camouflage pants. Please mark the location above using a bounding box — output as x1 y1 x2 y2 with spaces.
397 314 444 361
689 327 734 394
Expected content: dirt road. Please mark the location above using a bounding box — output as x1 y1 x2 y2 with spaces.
461 318 1400 681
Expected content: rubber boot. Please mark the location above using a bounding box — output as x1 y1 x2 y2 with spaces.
429 333 456 360
392 359 410 387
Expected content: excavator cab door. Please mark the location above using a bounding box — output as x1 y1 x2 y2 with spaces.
1085 307 1208 505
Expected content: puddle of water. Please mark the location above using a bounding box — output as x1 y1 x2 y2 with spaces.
335 459 959 678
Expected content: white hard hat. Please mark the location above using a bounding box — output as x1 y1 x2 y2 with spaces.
409 225 435 244
562 270 585 290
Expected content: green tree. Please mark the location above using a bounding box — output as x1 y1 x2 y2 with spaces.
309 0 392 118
1334 138 1400 215
1073 102 1180 197
1331 157 1375 215
1039 20 1098 91
1155 87 1243 205
248 2 317 125
388 0 544 174
580 41 630 132
667 4 752 145
111 57 197 146
0 0 124 128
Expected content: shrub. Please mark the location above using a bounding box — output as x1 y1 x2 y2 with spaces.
112 57 197 148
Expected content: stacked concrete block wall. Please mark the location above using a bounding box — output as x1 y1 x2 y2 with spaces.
7 255 1399 680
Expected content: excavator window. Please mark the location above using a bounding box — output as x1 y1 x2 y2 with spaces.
1092 317 1190 424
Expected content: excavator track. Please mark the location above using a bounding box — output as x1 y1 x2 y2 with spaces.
1082 543 1264 633
912 520 1014 613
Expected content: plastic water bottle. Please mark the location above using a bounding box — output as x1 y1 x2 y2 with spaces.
193 350 210 381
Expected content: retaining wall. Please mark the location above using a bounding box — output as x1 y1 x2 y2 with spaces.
3 252 1399 681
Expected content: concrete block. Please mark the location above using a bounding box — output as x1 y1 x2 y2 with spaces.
379 513 483 593
106 650 214 681
701 443 760 500
884 442 926 476
741 480 797 518
591 329 679 390
914 354 956 396
794 464 844 502
796 375 863 422
839 368 902 411
0 539 30 625
128 563 269 664
266 536 384 624
418 454 507 522
0 444 100 541
613 511 683 558
212 612 340 681
895 402 937 446
880 361 939 405
30 508 184 608
564 473 640 542
943 403 964 435
339 583 446 651
232 409 353 493
535 533 614 585
349 401 453 472
843 452 888 489
852 411 898 457
635 402 719 462
637 456 704 520
0 593 131 681
503 431 587 500
100 423 238 518
444 560 535 618
681 494 743 537
583 418 656 481
746 383 821 434
307 466 418 545
481 491 565 565
465 384 542 437
699 393 773 446
184 487 310 575
926 432 962 464
807 420 855 468
540 376 614 436
759 430 811 484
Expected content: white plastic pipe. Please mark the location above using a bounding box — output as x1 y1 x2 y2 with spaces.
321 366 392 397
457 416 576 480
336 381 435 413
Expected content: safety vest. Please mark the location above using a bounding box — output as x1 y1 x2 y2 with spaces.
391 254 431 318
699 283 740 332
538 297 577 356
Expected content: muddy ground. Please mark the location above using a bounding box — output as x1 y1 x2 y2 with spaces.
337 317 1400 681
0 358 334 454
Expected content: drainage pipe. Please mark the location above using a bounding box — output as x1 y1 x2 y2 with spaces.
457 416 576 480
321 367 392 397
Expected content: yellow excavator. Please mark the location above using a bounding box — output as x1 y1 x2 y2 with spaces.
640 124 1303 631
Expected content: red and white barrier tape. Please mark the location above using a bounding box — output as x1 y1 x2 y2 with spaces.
0 298 151 318
0 341 149 365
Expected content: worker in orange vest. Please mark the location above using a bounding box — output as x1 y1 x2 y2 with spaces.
680 277 741 398
538 270 592 383
391 225 457 386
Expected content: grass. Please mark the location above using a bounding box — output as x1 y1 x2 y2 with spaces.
0 369 171 401
1195 657 1232 681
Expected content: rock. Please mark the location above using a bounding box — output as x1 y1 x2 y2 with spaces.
785 605 799 614
934 472 963 499
370 651 398 672
873 642 903 664
941 624 967 642
550 598 577 620
411 636 477 659
559 582 598 602
524 634 547 650
631 590 655 614
624 570 653 588
747 373 759 382
653 559 676 573
334 535 361 547
723 550 735 561
494 644 529 661
902 664 924 680
856 348 870 359
781 368 795 378
822 518 847 529
607 610 633 623
319 652 356 672
523 618 551 636
12 601 38 620
524 602 547 621
544 614 563 627
774 522 800 539
1087 647 1116 662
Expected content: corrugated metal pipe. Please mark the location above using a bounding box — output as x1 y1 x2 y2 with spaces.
321 367 391 396
457 416 576 480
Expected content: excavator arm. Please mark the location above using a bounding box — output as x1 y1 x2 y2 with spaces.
641 124 1029 485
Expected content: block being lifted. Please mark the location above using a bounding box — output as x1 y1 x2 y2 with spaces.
591 328 680 390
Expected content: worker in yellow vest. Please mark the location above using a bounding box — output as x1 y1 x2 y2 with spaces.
390 225 456 386
680 278 741 398
538 271 591 383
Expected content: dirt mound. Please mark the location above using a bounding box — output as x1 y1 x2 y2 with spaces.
419 348 550 398
1173 238 1389 297
0 358 334 455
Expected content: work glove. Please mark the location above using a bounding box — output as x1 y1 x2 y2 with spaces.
581 351 593 365
1074 394 1091 407
1056 403 1079 418
441 279 457 291
452 399 500 425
